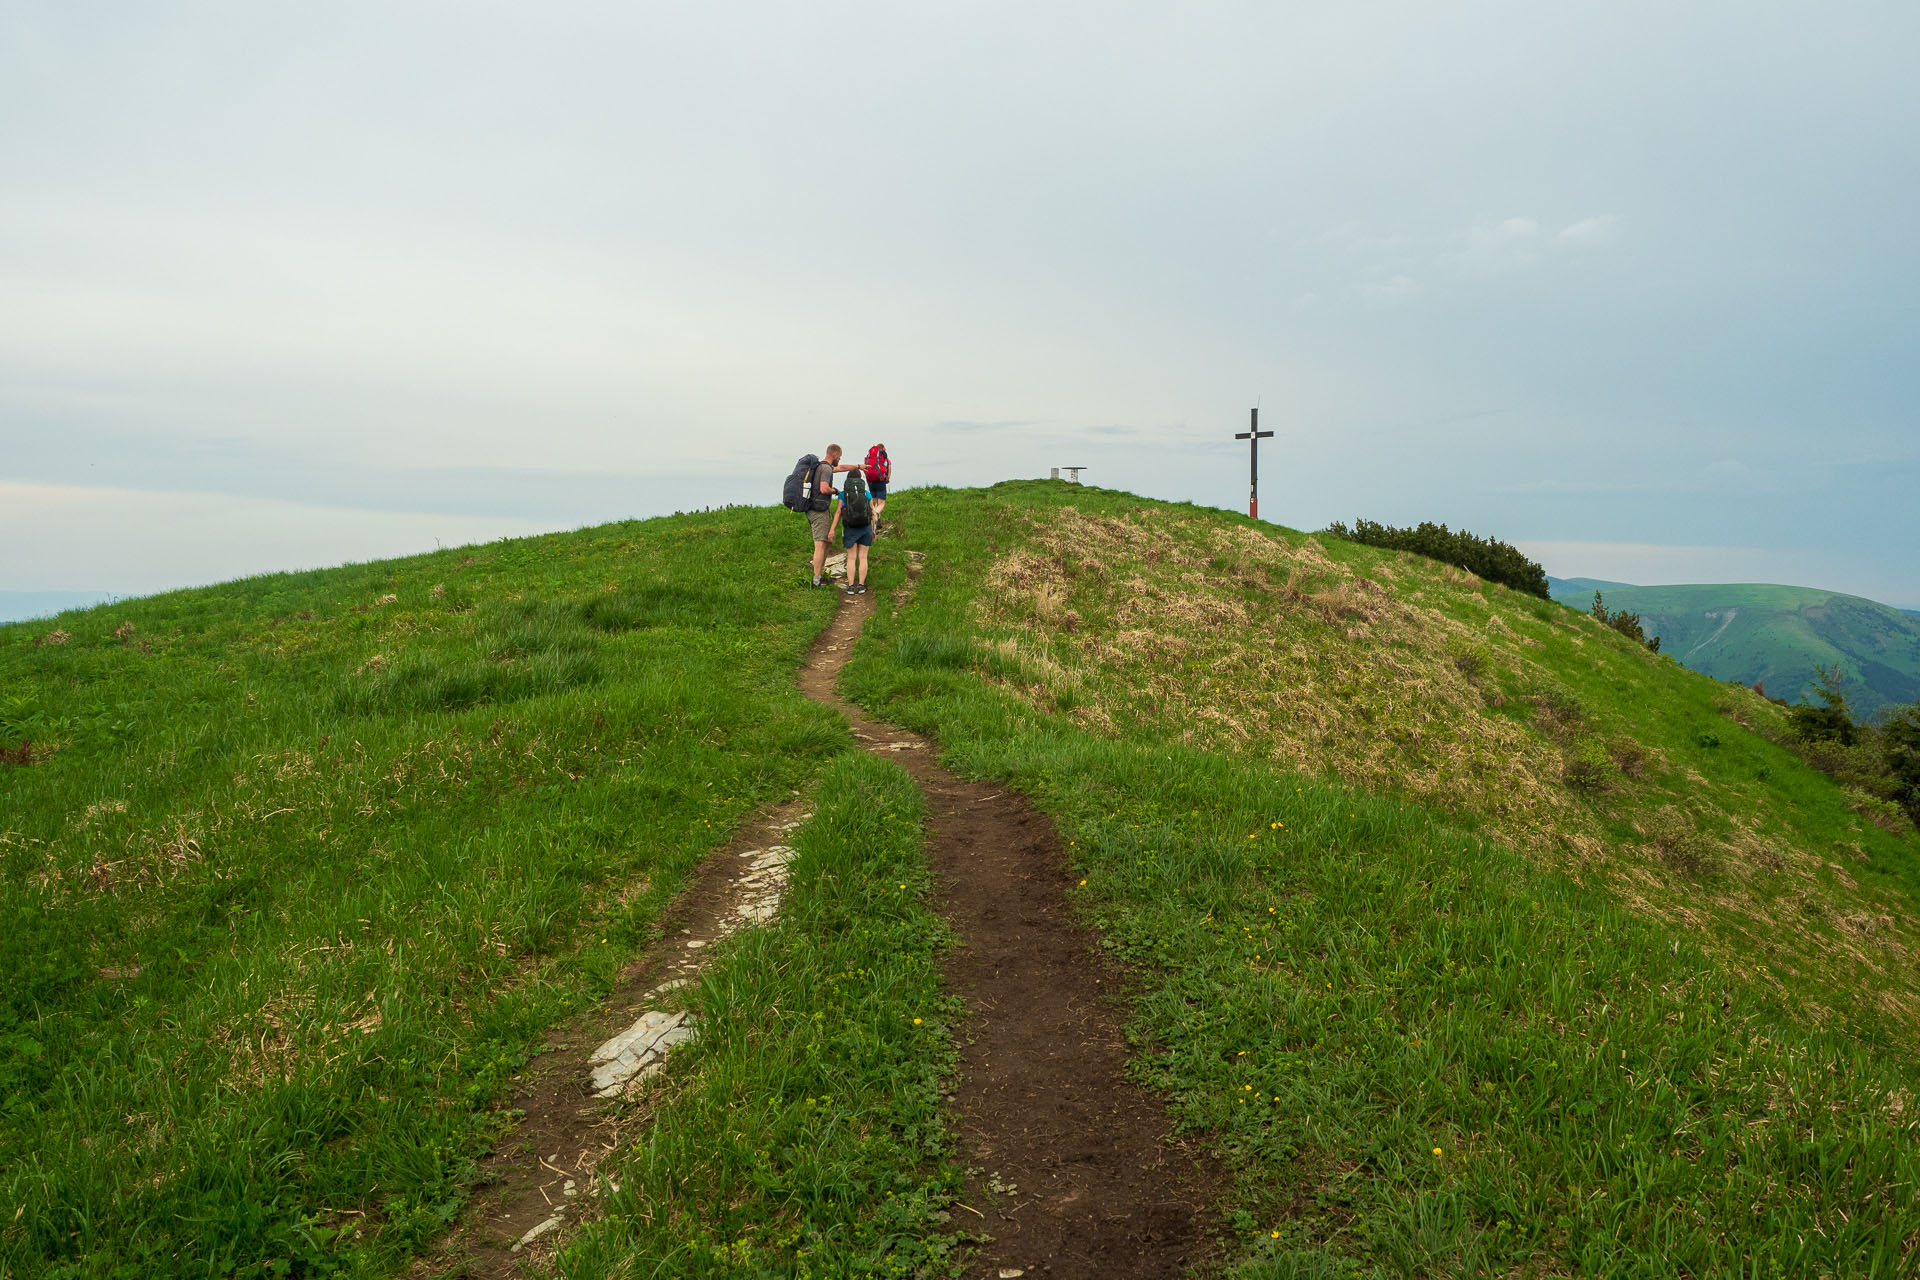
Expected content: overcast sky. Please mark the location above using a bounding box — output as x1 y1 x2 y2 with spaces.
4 0 1915 609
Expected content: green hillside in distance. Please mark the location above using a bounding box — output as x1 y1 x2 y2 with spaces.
1547 578 1920 719
1544 575 1632 596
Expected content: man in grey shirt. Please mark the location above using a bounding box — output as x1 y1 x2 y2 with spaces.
808 444 844 587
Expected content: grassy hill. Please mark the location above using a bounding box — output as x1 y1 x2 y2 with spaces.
7 486 1920 1276
1548 579 1920 719
0 516 956 1276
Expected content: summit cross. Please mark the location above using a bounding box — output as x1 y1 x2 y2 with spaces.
1234 407 1275 520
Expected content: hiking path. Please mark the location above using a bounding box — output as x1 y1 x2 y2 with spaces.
430 556 1222 1278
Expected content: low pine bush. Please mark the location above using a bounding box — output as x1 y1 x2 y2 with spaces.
1589 591 1662 653
1322 518 1550 599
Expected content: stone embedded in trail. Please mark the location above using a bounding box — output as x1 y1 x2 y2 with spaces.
512 1213 566 1251
587 1010 694 1097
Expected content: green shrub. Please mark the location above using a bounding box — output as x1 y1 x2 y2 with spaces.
1563 738 1620 792
1885 706 1920 825
1322 518 1549 599
1589 592 1662 653
1790 666 1859 747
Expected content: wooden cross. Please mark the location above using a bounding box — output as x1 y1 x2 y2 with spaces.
1234 407 1274 519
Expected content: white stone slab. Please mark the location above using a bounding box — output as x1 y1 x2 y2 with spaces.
588 1010 694 1096
513 1212 565 1251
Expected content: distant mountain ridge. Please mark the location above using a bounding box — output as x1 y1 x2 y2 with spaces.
1546 578 1920 719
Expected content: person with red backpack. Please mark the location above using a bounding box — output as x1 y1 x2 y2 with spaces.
863 443 892 534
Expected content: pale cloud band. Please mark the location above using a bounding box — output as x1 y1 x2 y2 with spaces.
0 483 556 594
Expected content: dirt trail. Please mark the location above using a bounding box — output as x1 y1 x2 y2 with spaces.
803 574 1222 1279
430 559 1219 1277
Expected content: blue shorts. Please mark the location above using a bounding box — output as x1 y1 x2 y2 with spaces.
868 481 887 500
842 523 874 548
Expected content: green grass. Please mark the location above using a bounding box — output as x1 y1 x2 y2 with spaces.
0 509 892 1276
843 481 1920 1276
13 479 1920 1277
556 752 966 1278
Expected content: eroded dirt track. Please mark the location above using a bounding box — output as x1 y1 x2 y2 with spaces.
431 563 1220 1278
804 581 1222 1279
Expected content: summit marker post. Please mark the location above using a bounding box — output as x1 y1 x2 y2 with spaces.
1234 407 1274 520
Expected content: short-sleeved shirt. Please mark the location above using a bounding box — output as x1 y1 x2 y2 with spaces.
807 461 838 542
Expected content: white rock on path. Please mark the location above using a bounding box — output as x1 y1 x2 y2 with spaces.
513 1212 566 1251
587 1010 694 1097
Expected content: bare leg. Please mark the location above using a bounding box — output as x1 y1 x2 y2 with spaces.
853 543 869 584
811 539 828 580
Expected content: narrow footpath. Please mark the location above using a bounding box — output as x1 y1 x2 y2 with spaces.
804 572 1222 1279
431 558 1221 1277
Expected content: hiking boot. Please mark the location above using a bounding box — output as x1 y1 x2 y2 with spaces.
855 582 868 594
844 583 857 596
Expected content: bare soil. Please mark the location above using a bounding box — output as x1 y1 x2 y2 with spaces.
803 578 1224 1279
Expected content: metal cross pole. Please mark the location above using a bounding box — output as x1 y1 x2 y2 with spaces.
1234 407 1274 519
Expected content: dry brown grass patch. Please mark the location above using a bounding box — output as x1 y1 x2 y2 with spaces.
964 503 1920 1043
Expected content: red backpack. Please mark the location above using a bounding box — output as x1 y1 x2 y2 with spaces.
864 444 891 485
